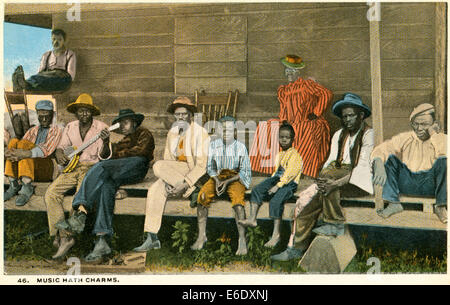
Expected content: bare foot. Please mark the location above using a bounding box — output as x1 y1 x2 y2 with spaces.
238 219 257 228
191 235 207 250
264 235 280 248
235 237 248 256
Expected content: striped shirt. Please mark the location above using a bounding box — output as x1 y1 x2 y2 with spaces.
23 124 62 158
207 138 252 189
272 147 303 187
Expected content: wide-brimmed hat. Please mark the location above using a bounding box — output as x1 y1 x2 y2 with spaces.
332 93 371 119
280 54 305 69
167 96 197 114
112 108 145 127
66 93 101 116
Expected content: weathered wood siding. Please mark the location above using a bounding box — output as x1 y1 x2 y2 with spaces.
13 2 438 157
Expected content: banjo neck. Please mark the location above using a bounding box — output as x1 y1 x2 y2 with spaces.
67 123 120 158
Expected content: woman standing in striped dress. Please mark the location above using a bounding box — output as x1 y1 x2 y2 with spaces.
249 55 332 178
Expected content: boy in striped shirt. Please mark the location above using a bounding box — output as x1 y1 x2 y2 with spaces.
240 121 303 248
192 116 251 255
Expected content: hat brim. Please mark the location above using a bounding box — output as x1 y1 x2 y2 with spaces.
280 58 305 69
332 101 371 119
167 103 198 115
112 113 145 128
66 103 101 116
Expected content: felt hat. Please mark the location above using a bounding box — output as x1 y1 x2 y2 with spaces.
409 103 435 121
280 54 306 69
35 100 54 111
112 108 145 127
167 96 197 114
332 93 371 119
66 93 101 116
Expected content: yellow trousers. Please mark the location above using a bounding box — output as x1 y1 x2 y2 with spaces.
197 169 246 208
5 138 53 182
44 163 92 236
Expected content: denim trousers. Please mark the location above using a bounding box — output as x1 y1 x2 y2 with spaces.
26 70 72 92
382 155 447 206
72 156 149 235
250 175 298 218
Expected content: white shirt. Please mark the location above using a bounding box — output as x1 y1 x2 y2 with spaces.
324 127 374 194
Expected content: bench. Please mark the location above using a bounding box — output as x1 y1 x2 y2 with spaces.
3 174 446 231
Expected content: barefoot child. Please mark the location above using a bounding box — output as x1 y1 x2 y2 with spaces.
191 116 252 255
240 121 303 248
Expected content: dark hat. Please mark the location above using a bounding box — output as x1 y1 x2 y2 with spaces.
167 96 197 114
112 109 145 127
332 93 371 119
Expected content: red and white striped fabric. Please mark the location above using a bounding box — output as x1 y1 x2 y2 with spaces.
23 125 62 157
249 78 332 178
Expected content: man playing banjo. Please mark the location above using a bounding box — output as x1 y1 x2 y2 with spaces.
44 93 109 259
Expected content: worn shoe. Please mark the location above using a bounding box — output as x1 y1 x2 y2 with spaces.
84 236 112 263
435 205 447 224
271 247 304 262
66 211 87 234
15 183 35 206
133 233 161 252
312 223 345 237
4 183 21 201
377 202 404 218
52 236 75 260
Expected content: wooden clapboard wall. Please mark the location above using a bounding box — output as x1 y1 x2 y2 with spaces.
24 2 441 157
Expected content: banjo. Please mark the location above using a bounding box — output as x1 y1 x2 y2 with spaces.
61 123 120 173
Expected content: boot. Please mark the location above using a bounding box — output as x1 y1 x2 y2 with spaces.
133 232 161 252
264 218 281 248
191 204 208 250
15 183 34 206
238 202 260 228
377 202 404 218
233 205 248 256
271 247 304 262
84 235 112 263
4 179 21 201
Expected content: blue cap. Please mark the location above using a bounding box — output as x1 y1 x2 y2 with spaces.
332 93 371 119
35 100 54 111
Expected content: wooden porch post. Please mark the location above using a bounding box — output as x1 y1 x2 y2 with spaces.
369 3 384 210
435 2 447 132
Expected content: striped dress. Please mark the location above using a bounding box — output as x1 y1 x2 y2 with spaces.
249 78 332 178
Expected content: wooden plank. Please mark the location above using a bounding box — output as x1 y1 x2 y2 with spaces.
248 6 368 31
248 27 369 44
77 63 173 79
434 2 447 131
249 61 371 80
369 15 384 210
248 41 370 62
175 16 246 44
175 45 246 62
56 16 174 36
69 34 174 48
381 3 435 25
380 24 433 40
381 59 434 78
4 196 445 230
380 38 434 60
71 77 174 93
175 77 246 94
175 62 247 77
381 78 434 91
74 47 173 65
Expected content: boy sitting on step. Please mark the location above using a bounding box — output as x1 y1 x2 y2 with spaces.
240 121 303 248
